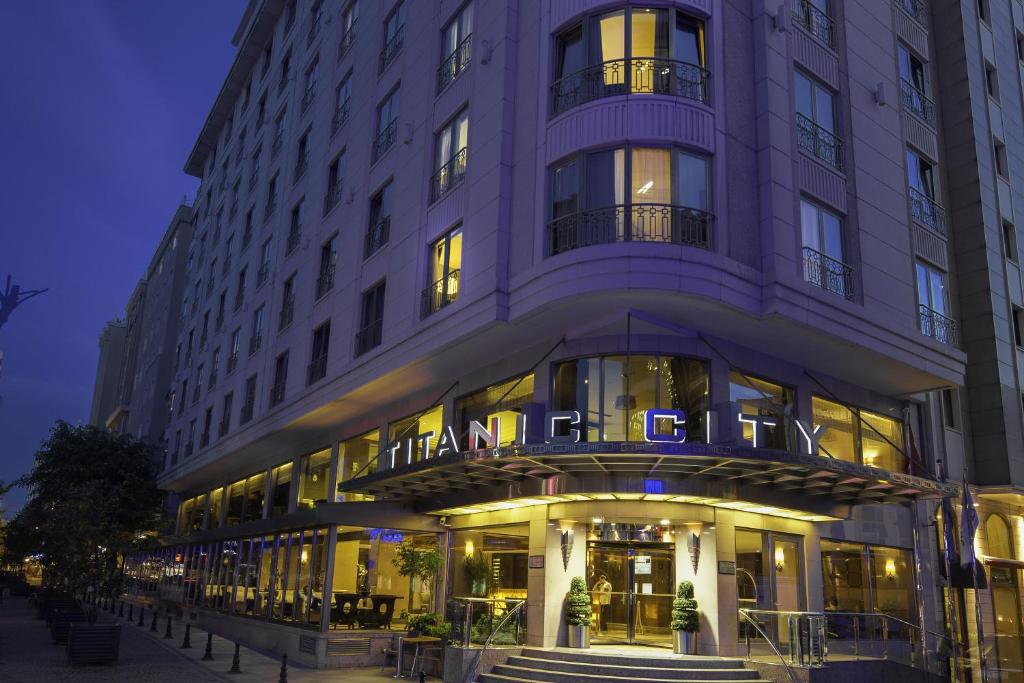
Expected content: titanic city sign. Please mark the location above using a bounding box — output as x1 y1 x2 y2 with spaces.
379 406 829 469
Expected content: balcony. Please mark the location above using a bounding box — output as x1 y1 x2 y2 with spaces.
286 229 301 255
257 263 270 287
546 204 713 256
307 355 328 385
355 319 383 356
364 217 391 258
372 119 398 162
900 79 935 127
803 247 854 301
249 334 262 356
896 0 928 24
791 0 835 48
339 23 357 60
227 351 238 374
796 113 844 170
430 147 468 202
919 305 959 347
323 181 343 215
240 400 254 424
551 58 709 117
438 34 472 91
270 382 285 407
279 295 295 330
331 100 350 136
909 186 946 236
421 269 460 317
271 133 284 160
301 87 315 115
316 266 335 299
379 24 405 72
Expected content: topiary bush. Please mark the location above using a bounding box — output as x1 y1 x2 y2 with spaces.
565 576 593 627
671 580 699 632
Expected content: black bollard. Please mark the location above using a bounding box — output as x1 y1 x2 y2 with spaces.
164 615 174 639
201 631 214 661
118 601 124 618
128 604 133 621
278 653 288 683
150 611 158 632
181 623 192 649
138 606 145 626
228 642 242 674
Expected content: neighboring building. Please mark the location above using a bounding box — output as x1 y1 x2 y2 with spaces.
108 1 1022 681
88 320 126 427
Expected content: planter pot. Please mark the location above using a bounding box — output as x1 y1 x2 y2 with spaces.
673 630 697 655
567 623 591 648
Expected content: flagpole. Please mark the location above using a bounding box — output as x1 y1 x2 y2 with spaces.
937 460 962 683
962 470 988 683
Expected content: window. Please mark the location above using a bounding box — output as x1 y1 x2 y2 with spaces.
552 355 709 442
551 7 707 115
792 0 834 47
224 234 234 274
243 207 255 246
200 407 213 447
907 149 944 234
1005 221 1018 262
372 88 399 161
356 281 385 355
729 372 794 450
995 138 1009 178
295 129 310 181
380 2 406 72
242 472 267 522
940 388 960 430
287 199 304 254
431 109 469 201
235 266 247 310
186 419 197 456
258 238 272 286
916 261 957 345
387 405 444 465
822 541 917 625
324 151 345 214
279 274 296 330
171 430 181 466
812 396 907 471
423 226 462 315
302 58 318 113
270 462 293 517
340 2 359 57
338 430 379 500
456 372 534 449
297 449 331 509
179 379 189 412
270 350 289 406
795 71 842 169
985 61 999 100
547 146 711 255
307 320 330 385
365 182 392 257
439 1 473 90
272 110 287 159
1017 30 1024 62
257 91 268 125
241 374 257 424
193 364 204 403
265 172 279 220
978 0 990 24
209 347 220 388
228 327 241 372
279 49 292 93
215 290 227 330
250 304 265 355
800 199 851 299
306 0 321 43
332 72 352 135
317 234 338 298
219 394 232 436
1013 307 1024 348
898 45 933 125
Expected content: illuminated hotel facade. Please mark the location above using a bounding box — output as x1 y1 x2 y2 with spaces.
111 0 1024 678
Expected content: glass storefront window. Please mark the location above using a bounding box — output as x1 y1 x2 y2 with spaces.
450 526 529 601
298 449 332 510
860 411 905 472
243 472 267 522
388 405 444 465
822 540 868 611
729 372 794 450
868 545 915 621
209 487 223 529
269 462 292 517
812 397 907 472
456 373 535 449
552 355 708 442
226 480 245 526
339 430 379 502
813 396 856 462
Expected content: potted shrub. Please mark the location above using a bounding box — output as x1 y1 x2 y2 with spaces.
565 576 592 648
462 554 489 597
671 580 699 654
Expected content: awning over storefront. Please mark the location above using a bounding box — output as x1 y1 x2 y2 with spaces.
337 441 958 514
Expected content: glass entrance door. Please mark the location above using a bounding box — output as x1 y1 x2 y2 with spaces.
588 542 674 646
735 530 805 650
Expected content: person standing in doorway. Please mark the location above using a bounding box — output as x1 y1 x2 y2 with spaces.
593 574 612 631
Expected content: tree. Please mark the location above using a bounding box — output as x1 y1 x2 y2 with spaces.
392 540 443 613
565 576 592 627
671 580 699 632
2 421 163 595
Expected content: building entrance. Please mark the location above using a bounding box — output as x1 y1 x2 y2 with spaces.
587 542 675 646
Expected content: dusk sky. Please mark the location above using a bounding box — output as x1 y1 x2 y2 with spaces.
0 0 247 513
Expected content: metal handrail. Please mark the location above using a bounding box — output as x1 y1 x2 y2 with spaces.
467 599 527 683
739 609 800 683
551 57 709 116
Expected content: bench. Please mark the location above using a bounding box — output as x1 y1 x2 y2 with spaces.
66 623 120 665
51 607 88 644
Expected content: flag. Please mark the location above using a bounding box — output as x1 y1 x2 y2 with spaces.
959 475 980 569
941 495 960 571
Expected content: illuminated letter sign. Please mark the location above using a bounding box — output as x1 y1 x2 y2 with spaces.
417 431 436 459
434 425 460 458
795 420 827 456
545 410 581 444
737 412 776 448
468 417 499 450
643 409 687 443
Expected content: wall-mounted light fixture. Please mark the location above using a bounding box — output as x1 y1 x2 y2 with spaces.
774 546 786 572
885 558 897 581
464 540 475 558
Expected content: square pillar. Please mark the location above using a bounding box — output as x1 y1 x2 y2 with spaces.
527 510 585 647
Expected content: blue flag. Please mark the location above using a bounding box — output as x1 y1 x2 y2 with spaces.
960 475 979 569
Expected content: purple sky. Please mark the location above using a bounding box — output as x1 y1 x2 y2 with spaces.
0 0 247 514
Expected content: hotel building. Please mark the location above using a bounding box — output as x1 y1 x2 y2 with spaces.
109 0 1024 680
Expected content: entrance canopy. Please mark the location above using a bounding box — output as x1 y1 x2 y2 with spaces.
337 441 957 517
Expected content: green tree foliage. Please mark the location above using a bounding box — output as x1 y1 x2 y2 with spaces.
671 580 699 632
1 421 163 595
565 576 592 627
391 540 443 582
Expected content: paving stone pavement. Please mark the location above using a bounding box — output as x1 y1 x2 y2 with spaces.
0 597 397 682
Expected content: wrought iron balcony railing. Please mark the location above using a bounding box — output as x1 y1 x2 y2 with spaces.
803 247 854 300
900 78 935 127
248 333 262 356
339 22 357 60
796 113 844 170
908 186 946 235
431 147 468 202
422 269 460 317
331 100 350 136
372 119 398 162
365 217 391 258
355 319 383 356
286 229 301 255
307 355 328 385
323 181 343 215
316 266 335 299
919 305 959 347
551 57 709 116
379 24 405 72
546 204 713 256
269 382 285 407
791 0 836 48
240 399 254 424
438 34 472 91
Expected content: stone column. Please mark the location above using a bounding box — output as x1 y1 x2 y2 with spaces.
527 509 585 647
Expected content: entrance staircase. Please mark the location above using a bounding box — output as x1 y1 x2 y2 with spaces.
479 648 765 683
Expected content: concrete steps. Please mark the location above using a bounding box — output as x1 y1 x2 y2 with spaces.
479 648 764 683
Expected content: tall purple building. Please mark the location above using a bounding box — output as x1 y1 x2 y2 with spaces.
109 0 1024 679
